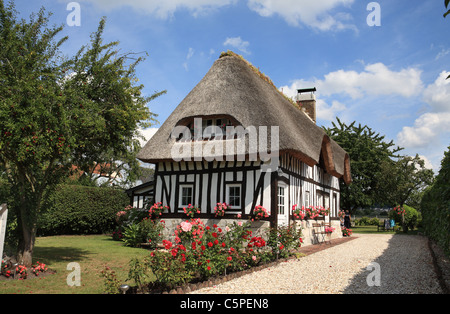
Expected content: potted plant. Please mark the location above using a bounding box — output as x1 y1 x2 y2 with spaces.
183 204 201 218
214 202 228 217
253 205 269 221
292 204 305 220
148 202 169 220
342 227 353 237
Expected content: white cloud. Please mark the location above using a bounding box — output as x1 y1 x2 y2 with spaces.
397 71 450 152
183 47 195 71
79 0 237 19
247 0 356 31
223 37 251 54
397 112 450 148
318 63 423 99
418 155 434 171
137 128 159 147
423 71 450 113
316 99 347 121
281 63 423 101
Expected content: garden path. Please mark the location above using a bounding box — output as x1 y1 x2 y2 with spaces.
190 234 443 294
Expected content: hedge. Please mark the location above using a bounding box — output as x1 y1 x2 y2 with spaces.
421 147 450 256
37 184 129 236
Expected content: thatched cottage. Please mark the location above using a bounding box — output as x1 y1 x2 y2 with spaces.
137 52 351 245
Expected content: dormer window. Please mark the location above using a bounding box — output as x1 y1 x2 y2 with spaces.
173 116 244 142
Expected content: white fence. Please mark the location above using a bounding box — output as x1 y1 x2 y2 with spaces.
0 204 8 269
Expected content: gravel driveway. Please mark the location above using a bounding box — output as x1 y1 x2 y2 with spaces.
191 234 443 294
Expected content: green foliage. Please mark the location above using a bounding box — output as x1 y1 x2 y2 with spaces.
445 0 450 18
146 251 194 290
142 219 304 290
267 224 303 258
354 217 380 226
324 118 403 212
37 184 129 236
99 266 121 294
421 146 450 256
388 205 421 232
0 2 165 263
127 257 153 293
377 155 434 207
122 219 164 248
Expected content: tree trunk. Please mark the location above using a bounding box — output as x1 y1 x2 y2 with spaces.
18 206 36 267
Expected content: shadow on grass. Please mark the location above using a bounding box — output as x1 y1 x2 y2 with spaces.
33 247 91 266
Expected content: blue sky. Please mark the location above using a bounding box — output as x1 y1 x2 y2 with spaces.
13 0 450 172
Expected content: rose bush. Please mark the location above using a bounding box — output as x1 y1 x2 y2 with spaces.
138 216 303 290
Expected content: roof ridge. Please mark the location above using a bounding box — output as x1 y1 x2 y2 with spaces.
219 51 299 108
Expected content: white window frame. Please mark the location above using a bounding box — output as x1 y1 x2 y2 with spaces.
179 184 194 208
305 191 310 207
226 183 242 210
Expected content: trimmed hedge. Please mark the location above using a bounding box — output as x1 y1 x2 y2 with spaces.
37 185 129 236
421 147 450 256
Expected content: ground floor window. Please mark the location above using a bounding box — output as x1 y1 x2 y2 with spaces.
179 184 193 208
226 184 241 209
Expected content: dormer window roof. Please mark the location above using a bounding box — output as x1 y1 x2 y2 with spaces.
174 115 243 142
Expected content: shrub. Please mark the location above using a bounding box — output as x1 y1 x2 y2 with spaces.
267 224 303 258
389 205 421 232
38 185 129 236
122 219 164 248
421 147 450 256
142 218 303 289
147 250 193 290
369 217 381 226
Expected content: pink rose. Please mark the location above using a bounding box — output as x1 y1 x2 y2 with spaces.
180 221 192 232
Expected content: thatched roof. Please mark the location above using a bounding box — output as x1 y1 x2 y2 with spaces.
137 53 351 184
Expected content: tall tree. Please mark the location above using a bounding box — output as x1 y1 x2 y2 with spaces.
0 1 165 265
324 118 403 213
377 155 434 207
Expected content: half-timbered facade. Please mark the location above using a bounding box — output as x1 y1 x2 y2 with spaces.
137 52 351 244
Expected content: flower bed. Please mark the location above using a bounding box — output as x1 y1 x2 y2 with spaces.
123 214 303 293
1 260 51 280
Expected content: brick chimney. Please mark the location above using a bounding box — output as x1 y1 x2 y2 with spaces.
296 88 316 123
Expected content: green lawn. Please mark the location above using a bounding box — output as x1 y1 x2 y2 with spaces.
0 235 150 294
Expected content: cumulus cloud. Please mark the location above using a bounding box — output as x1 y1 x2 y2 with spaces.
78 0 238 19
397 71 450 149
247 0 356 31
137 128 159 147
423 71 450 113
279 62 423 121
316 99 347 121
223 37 251 54
397 112 450 148
318 63 423 99
78 0 357 31
281 63 423 101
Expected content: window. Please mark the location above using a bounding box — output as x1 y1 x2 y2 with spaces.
175 117 237 142
317 192 323 207
305 191 310 207
278 186 285 215
226 184 241 209
179 185 193 208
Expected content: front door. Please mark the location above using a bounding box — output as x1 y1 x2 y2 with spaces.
277 183 289 227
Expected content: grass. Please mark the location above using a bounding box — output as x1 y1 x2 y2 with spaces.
351 225 422 235
0 235 150 294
